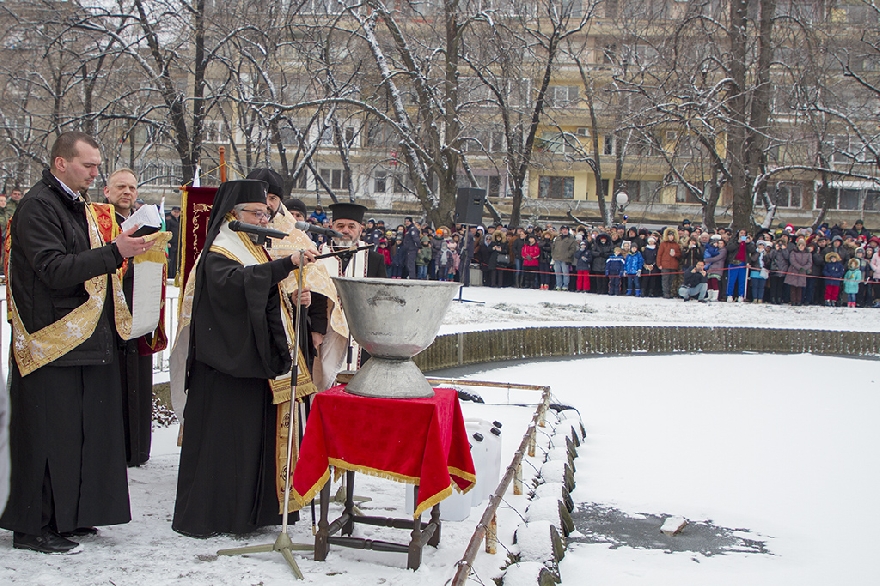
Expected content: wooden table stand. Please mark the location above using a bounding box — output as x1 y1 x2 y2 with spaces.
314 470 442 570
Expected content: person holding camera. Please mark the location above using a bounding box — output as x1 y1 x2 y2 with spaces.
725 229 755 302
679 260 709 301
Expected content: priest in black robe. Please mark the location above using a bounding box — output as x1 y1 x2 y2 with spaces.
171 180 315 538
104 168 154 467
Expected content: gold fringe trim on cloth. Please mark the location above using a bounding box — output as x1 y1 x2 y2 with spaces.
413 484 454 518
446 466 477 493
133 231 173 266
291 467 331 509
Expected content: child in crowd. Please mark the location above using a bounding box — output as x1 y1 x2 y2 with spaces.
843 258 862 308
416 236 432 279
605 247 625 295
823 251 845 306
438 239 451 281
446 240 461 282
575 240 592 292
522 235 542 289
624 244 644 296
749 241 769 303
377 237 392 269
703 236 725 302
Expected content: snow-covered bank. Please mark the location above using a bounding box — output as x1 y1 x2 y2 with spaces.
440 286 880 333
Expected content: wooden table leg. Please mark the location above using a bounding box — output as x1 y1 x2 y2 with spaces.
343 470 355 536
314 479 331 561
427 504 441 547
407 485 423 570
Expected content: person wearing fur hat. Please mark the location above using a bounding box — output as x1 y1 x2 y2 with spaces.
843 258 862 308
822 251 845 306
657 227 682 299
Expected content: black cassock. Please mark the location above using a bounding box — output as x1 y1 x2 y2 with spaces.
116 211 153 468
172 250 296 537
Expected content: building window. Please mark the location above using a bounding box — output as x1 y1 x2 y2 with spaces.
319 168 349 191
603 135 615 155
538 176 574 199
771 183 803 208
546 85 580 108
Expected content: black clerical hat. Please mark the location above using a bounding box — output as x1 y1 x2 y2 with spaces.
246 168 284 197
329 202 367 223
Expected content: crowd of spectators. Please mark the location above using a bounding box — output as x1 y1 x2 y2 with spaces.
352 215 879 308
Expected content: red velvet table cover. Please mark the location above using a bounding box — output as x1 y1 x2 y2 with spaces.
292 386 476 518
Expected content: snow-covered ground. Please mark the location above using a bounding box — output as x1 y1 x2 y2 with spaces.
1 289 878 585
439 286 880 332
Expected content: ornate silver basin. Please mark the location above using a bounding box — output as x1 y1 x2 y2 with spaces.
331 277 459 398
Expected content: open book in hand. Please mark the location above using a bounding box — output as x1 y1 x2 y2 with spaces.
121 204 162 236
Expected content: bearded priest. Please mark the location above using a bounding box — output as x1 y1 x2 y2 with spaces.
170 180 316 538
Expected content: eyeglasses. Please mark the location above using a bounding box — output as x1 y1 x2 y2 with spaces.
240 208 271 219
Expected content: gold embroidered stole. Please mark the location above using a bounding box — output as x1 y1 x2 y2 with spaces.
7 202 151 375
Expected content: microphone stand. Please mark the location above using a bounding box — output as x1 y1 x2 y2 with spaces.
454 223 484 305
217 250 312 579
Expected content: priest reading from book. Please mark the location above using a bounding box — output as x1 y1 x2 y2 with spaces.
312 202 387 390
170 179 316 538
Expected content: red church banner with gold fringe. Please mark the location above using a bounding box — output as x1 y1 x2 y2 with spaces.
176 186 217 290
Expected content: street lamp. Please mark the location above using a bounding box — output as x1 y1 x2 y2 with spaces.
615 192 629 224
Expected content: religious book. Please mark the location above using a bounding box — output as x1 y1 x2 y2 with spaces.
122 203 162 236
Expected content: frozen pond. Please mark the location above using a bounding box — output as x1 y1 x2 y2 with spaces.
442 353 880 586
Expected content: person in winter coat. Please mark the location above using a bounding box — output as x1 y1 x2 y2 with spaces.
486 232 507 288
870 247 880 307
539 231 554 290
574 240 592 292
416 236 433 279
641 235 660 297
748 241 770 302
446 240 461 282
605 247 626 295
624 246 644 296
785 239 812 305
591 233 614 294
377 237 392 268
843 258 862 308
823 251 845 306
725 229 754 302
680 236 703 271
703 236 726 302
657 227 681 298
521 235 542 289
769 236 791 304
550 226 578 290
808 234 828 305
852 247 869 306
389 233 406 278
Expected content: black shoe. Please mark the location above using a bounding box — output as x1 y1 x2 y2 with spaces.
60 527 98 538
13 528 80 554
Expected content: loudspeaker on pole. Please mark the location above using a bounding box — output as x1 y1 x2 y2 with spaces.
454 187 486 226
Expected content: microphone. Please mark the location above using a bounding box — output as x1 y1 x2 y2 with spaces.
294 221 343 239
228 220 288 239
